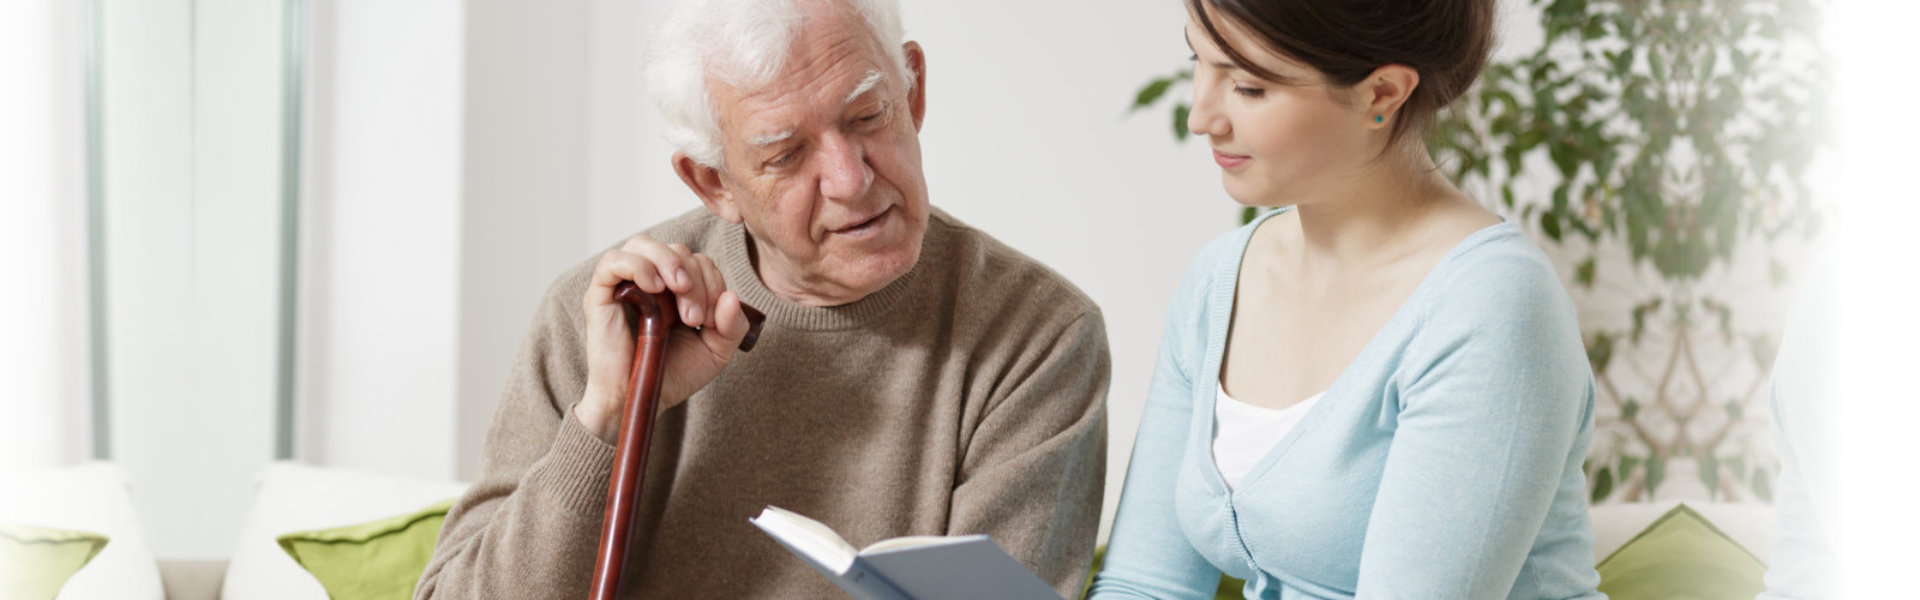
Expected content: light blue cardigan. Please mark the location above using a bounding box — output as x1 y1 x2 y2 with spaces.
1090 209 1606 599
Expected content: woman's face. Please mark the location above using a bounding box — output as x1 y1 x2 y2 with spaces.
1185 12 1372 207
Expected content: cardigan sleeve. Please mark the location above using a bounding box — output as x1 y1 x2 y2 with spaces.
1089 250 1229 599
1352 247 1596 598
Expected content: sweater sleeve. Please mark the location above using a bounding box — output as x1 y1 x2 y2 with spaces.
1088 253 1225 600
415 266 620 600
1352 249 1594 598
944 309 1111 599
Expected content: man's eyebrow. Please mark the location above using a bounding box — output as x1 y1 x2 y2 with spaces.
844 69 884 104
750 129 795 147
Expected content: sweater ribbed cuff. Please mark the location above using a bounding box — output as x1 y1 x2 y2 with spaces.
526 408 619 517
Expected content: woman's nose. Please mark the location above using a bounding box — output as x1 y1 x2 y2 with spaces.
1187 82 1230 139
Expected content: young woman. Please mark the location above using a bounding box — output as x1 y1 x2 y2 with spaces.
1089 1 1606 598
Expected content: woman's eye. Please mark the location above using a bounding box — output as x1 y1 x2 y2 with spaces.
1234 85 1265 98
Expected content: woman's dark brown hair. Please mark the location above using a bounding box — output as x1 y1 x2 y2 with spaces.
1190 0 1494 149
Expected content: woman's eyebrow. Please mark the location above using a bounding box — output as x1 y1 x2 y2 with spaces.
1184 30 1242 72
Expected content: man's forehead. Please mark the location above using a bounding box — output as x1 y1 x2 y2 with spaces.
737 68 890 146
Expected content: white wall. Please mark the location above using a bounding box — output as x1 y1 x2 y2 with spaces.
0 0 90 470
302 0 602 483
456 0 594 480
301 0 466 482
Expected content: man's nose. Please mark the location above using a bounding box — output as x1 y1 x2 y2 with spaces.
817 133 873 201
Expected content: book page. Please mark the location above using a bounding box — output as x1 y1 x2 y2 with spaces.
861 535 973 555
751 506 858 573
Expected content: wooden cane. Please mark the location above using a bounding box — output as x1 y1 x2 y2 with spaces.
588 281 765 600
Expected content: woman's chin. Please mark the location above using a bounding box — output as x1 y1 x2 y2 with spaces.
1221 179 1286 209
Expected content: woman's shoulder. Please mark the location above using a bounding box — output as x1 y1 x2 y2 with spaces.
1177 209 1285 294
1157 212 1276 349
1412 222 1581 345
1429 224 1564 300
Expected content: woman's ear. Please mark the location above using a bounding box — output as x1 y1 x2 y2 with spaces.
1361 64 1420 129
674 152 742 224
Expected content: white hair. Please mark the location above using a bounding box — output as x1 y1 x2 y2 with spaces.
644 0 912 168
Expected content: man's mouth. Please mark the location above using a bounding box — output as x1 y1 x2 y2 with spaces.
830 206 892 236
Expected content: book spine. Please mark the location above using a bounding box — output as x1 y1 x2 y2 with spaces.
835 557 912 600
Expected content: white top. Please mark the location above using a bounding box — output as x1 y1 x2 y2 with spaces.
1212 383 1323 490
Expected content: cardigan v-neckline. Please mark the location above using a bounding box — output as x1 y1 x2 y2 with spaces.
1197 206 1516 494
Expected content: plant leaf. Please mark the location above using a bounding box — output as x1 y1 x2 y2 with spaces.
1752 467 1774 502
1173 103 1191 141
1645 454 1667 498
1701 453 1721 497
1133 77 1175 112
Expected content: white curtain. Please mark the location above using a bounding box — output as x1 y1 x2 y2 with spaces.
0 0 91 470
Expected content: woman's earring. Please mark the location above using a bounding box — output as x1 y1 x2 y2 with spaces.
1374 115 1384 124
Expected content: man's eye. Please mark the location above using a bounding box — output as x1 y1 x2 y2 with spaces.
767 149 799 168
856 112 882 124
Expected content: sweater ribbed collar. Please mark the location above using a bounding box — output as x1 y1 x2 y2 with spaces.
714 211 946 332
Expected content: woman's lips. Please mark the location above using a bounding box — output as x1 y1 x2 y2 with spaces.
1213 149 1250 170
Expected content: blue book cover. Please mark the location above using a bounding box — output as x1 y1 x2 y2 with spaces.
750 506 1062 600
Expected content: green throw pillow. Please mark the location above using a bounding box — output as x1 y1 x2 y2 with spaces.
0 521 110 600
277 499 457 600
1597 503 1767 600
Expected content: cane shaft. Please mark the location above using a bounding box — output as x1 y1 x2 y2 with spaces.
587 283 764 599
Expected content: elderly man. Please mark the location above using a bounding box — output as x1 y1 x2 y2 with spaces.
415 0 1108 597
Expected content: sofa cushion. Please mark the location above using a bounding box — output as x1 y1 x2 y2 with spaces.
0 521 109 600
276 498 455 600
221 463 468 600
1596 503 1768 600
0 462 166 600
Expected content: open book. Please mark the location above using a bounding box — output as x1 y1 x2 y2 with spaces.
749 506 1062 600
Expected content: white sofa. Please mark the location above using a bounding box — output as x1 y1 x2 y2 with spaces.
26 462 1775 599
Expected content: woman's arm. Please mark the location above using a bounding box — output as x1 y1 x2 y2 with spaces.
1089 260 1226 599
1353 250 1596 599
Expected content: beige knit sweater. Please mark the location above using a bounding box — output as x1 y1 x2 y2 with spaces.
416 208 1109 599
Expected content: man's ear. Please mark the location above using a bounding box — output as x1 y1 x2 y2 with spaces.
903 41 926 132
1361 64 1420 129
673 152 742 223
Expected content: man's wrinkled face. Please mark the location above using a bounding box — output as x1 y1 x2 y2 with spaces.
702 8 930 306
